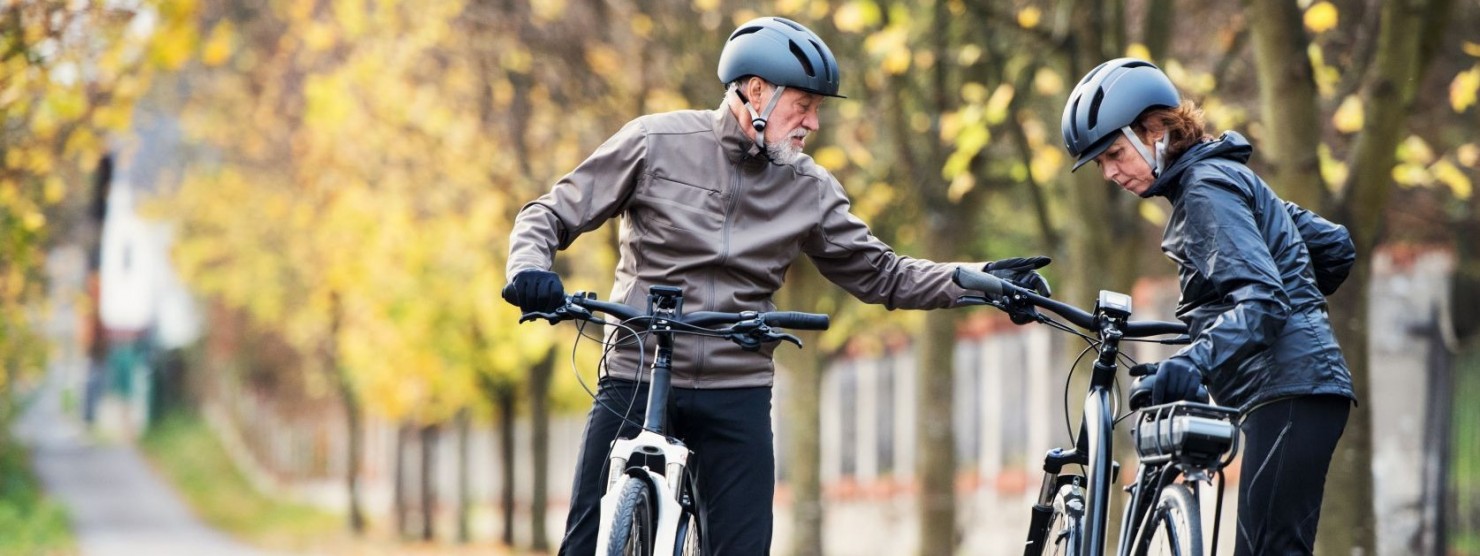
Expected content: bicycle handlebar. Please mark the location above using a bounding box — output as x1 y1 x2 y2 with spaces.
953 267 1187 339
519 292 830 348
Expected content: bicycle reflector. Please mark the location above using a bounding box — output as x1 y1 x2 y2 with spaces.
1132 403 1239 468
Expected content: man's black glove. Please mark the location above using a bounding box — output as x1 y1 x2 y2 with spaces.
978 257 1051 325
501 270 566 313
1131 361 1204 406
983 256 1052 297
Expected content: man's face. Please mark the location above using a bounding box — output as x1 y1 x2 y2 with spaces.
753 83 824 164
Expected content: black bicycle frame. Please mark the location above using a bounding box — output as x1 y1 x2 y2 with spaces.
1082 319 1126 553
1024 310 1173 556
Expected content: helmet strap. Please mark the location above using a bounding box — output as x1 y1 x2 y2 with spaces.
1120 126 1165 177
733 82 787 153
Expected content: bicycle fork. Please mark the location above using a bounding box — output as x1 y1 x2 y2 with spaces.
594 430 693 555
1024 446 1088 555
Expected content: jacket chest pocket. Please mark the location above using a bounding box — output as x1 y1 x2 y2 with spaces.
634 174 725 233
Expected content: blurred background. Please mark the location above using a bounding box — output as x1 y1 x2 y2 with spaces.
2 0 1478 554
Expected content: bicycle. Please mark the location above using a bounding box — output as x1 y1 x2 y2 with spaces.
953 267 1241 556
519 284 830 556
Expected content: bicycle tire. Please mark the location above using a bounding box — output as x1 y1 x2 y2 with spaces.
673 509 702 556
1032 483 1083 556
1137 483 1202 556
607 477 657 556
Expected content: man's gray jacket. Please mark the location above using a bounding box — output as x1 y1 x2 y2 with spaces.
508 106 970 388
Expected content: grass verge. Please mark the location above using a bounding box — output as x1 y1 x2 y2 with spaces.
0 432 74 555
138 411 344 551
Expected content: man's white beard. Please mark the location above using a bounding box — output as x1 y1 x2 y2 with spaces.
766 129 807 164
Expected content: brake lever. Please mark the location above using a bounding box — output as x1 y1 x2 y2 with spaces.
518 312 558 324
518 304 589 325
957 294 1040 323
773 331 803 348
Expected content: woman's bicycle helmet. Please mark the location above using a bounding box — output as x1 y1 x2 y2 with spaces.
1061 58 1180 172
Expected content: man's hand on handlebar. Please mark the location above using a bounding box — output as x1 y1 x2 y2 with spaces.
983 256 1053 297
502 269 565 313
966 257 1052 325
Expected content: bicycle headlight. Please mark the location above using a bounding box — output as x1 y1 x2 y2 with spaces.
1132 403 1239 468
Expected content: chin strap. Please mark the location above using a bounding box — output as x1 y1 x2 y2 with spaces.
1119 126 1167 177
733 83 787 153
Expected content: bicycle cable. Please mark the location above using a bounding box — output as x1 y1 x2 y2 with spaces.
571 316 652 431
1064 341 1097 477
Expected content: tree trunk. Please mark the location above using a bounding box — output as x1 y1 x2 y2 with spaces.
420 423 439 542
322 292 365 533
776 260 832 556
1246 0 1327 208
915 3 966 552
1322 263 1376 555
496 384 517 547
1320 1 1453 553
1141 0 1174 62
917 307 961 555
1059 3 1141 550
340 378 365 534
456 408 471 544
395 421 410 538
529 348 556 552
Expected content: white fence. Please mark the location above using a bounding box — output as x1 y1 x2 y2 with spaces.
193 246 1455 554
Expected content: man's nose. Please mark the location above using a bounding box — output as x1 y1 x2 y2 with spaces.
803 111 820 131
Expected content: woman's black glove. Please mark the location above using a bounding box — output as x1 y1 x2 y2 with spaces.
501 270 566 313
1130 360 1205 406
983 256 1052 297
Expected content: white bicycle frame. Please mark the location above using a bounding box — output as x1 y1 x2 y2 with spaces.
594 429 694 555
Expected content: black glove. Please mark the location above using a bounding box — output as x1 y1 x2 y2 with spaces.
1132 361 1204 406
501 270 566 313
983 256 1052 297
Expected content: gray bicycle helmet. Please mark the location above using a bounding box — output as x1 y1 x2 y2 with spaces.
718 17 842 98
1061 58 1180 172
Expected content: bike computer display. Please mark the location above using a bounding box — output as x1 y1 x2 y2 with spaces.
1095 290 1133 319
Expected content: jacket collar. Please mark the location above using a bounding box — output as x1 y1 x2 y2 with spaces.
713 106 766 163
1144 131 1254 198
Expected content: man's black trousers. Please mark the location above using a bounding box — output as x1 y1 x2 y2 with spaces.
559 378 775 555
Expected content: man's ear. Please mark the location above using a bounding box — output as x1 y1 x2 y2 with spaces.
745 77 767 106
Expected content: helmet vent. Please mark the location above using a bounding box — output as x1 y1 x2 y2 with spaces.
789 41 817 77
1087 88 1105 130
729 26 762 41
776 18 806 32
811 40 832 80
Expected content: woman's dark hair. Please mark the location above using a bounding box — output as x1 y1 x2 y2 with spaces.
1131 102 1213 163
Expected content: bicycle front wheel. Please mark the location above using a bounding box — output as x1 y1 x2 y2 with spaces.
607 477 657 556
1026 481 1084 556
1138 483 1202 556
674 509 702 556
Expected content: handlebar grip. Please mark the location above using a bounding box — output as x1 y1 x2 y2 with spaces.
953 267 1009 296
762 311 831 331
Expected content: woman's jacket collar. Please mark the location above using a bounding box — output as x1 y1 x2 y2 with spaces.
1142 131 1254 199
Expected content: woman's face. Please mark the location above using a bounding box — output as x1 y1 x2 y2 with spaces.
1091 133 1159 196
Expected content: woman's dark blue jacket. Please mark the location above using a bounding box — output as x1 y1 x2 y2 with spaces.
1144 131 1357 412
